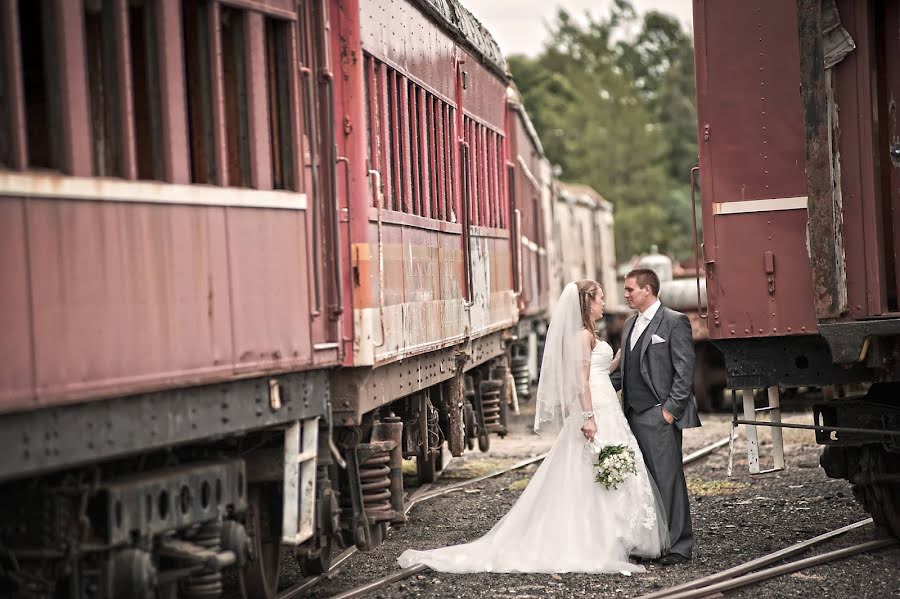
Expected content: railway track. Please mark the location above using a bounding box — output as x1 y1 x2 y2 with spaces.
279 435 733 599
637 518 897 599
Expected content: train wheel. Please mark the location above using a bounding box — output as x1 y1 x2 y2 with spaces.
464 404 476 451
478 432 490 453
856 483 900 538
240 485 282 599
297 538 333 575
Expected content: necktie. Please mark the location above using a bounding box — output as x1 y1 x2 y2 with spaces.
630 314 648 350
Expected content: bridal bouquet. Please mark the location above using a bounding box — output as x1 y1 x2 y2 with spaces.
586 442 637 490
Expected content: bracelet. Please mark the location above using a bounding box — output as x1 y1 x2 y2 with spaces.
581 411 594 421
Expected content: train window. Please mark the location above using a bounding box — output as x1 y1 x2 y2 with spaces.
387 70 400 211
182 0 214 184
418 88 430 219
19 0 62 170
84 0 163 180
220 7 250 188
361 55 459 222
0 8 10 168
265 17 294 191
446 106 455 222
85 0 119 177
407 83 420 216
129 0 162 180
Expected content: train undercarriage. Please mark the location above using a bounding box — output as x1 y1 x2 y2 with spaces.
0 347 517 599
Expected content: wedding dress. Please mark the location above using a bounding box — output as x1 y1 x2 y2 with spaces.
397 337 669 573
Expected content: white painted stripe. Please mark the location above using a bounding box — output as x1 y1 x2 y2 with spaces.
714 196 807 215
0 172 307 210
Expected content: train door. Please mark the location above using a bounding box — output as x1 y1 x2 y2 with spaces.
298 1 340 362
876 1 900 312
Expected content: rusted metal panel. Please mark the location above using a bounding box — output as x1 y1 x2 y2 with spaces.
1 0 27 170
23 199 233 407
333 329 507 424
0 200 33 408
358 0 456 103
244 11 273 190
157 0 191 184
831 0 887 317
693 0 817 340
55 0 92 176
882 1 900 308
226 207 313 372
219 0 297 19
797 0 847 320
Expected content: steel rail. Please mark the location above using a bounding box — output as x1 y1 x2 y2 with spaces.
298 436 731 599
636 517 876 599
647 538 897 599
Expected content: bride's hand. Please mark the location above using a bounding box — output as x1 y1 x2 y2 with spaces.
610 348 622 371
581 418 597 441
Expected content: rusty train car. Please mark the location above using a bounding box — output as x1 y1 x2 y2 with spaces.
693 0 899 535
0 1 552 597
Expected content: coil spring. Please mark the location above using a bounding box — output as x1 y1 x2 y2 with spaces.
510 355 531 398
359 451 392 521
181 520 223 599
480 380 503 431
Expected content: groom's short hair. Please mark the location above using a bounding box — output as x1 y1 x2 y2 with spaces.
626 268 660 296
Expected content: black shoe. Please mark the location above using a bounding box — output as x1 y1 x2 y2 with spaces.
628 555 656 564
659 553 689 565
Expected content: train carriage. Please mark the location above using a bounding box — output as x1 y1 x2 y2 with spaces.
505 84 552 401
0 0 537 597
692 0 900 536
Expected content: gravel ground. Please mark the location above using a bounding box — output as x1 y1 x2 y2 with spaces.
228 406 900 598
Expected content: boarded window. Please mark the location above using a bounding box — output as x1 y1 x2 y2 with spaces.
220 6 250 187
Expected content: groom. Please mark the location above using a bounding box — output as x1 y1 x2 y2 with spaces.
610 268 701 565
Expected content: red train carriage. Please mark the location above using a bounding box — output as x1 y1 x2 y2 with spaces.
0 1 341 597
321 0 521 556
0 0 537 597
506 84 551 402
692 0 900 535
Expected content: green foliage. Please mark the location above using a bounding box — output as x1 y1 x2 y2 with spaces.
508 1 698 261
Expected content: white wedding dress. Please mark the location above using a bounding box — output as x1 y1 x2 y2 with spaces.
397 341 668 574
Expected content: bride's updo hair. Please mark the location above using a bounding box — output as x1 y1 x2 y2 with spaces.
575 279 601 339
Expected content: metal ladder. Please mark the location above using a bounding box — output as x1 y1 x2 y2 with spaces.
282 417 320 545
741 387 785 474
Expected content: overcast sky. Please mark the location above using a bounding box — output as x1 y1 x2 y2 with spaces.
462 0 694 57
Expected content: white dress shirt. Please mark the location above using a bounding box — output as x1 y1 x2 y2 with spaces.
629 299 661 350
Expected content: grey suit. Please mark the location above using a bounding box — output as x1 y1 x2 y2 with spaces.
610 303 700 558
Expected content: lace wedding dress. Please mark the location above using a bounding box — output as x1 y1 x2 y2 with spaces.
397 340 668 574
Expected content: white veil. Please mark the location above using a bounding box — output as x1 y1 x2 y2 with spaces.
534 282 589 435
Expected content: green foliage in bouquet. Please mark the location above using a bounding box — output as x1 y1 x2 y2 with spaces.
594 444 637 490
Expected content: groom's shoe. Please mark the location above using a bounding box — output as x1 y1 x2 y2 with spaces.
659 553 689 565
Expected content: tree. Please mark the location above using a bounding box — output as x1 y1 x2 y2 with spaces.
508 2 698 262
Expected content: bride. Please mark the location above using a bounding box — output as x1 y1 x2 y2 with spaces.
398 280 669 573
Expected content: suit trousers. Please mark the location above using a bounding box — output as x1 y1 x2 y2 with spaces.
626 406 694 558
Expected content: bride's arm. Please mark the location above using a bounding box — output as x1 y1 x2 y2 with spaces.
609 347 622 372
579 330 596 439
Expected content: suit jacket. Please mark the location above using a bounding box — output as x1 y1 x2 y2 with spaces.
610 304 701 430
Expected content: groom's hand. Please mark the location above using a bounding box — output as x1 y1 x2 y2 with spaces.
662 408 675 424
